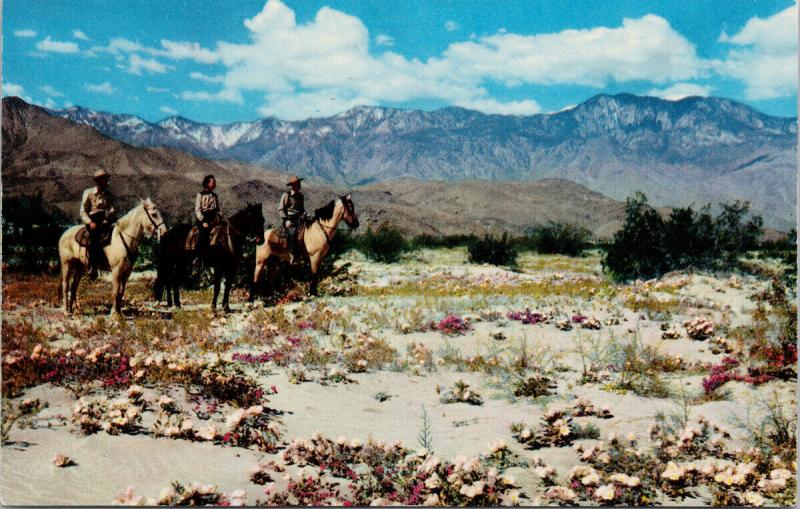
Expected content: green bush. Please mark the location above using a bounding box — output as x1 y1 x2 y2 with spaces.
361 222 408 263
2 194 69 274
410 234 477 249
602 192 763 281
524 222 592 256
467 233 518 266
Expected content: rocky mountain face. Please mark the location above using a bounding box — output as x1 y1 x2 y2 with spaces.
3 97 630 238
48 93 797 229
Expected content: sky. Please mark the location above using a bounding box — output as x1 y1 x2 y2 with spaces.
3 0 797 123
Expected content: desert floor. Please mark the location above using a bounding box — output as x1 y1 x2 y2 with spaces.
1 248 796 506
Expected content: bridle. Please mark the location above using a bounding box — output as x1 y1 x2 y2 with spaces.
315 199 357 244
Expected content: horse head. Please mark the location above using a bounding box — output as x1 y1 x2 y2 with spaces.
139 197 167 240
340 194 359 229
245 202 265 244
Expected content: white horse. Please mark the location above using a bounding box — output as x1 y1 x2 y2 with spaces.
251 195 359 299
58 198 166 315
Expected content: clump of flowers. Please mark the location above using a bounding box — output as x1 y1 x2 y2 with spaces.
556 319 573 331
222 405 282 452
53 453 76 467
440 380 484 405
407 342 434 369
683 317 714 340
702 357 773 394
435 314 473 335
260 470 343 506
249 460 284 485
512 373 555 398
507 308 546 325
320 366 355 385
572 398 612 418
159 481 245 506
581 317 602 330
72 396 141 435
482 440 529 471
709 336 737 355
511 408 575 448
283 433 408 478
151 412 196 440
341 333 397 373
661 328 681 340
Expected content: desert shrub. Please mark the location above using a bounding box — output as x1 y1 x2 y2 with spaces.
360 222 408 263
2 193 69 274
467 233 517 266
524 222 592 256
603 193 763 281
410 233 477 249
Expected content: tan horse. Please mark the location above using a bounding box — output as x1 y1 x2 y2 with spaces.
251 194 359 299
58 198 166 315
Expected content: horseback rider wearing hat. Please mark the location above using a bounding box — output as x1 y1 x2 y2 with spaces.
279 176 305 262
80 169 116 280
194 174 221 259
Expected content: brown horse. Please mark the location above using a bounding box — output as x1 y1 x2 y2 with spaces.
155 203 265 312
251 194 359 300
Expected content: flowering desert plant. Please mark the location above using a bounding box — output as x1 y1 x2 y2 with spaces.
440 380 484 405
72 396 141 435
683 317 714 340
222 405 282 452
436 314 473 335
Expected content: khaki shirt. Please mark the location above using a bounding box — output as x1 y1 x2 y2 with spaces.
80 186 115 224
279 190 304 219
195 191 220 222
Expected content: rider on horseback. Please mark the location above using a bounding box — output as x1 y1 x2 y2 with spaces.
194 174 221 259
80 169 116 280
279 175 305 264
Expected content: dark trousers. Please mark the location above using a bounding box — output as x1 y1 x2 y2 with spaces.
88 213 108 270
284 217 300 255
196 212 218 256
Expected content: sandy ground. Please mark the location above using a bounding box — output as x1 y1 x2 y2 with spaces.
1 251 795 505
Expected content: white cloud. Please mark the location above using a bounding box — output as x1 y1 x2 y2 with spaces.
85 81 117 94
190 72 225 83
39 84 64 97
73 29 90 41
180 88 243 103
14 29 37 38
375 34 395 46
36 36 80 54
442 14 705 87
146 86 170 93
716 3 797 99
128 54 171 75
64 101 74 108
160 105 178 115
43 98 58 109
456 97 541 115
3 82 27 98
647 82 712 100
445 20 460 32
159 40 219 63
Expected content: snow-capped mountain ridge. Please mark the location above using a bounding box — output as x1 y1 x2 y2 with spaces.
46 93 797 229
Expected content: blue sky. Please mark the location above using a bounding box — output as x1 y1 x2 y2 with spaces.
3 0 797 123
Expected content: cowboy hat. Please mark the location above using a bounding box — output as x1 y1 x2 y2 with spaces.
286 176 303 186
93 169 110 181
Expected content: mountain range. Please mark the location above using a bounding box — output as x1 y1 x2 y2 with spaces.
2 96 630 238
47 93 797 230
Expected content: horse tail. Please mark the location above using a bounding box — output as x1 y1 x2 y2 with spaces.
153 241 169 302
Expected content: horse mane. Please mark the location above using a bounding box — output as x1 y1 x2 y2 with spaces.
314 200 337 220
116 202 144 230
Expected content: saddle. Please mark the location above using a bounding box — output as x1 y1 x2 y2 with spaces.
75 225 113 248
268 220 307 250
184 224 225 251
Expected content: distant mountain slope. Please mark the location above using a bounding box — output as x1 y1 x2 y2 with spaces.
3 97 630 238
49 93 797 229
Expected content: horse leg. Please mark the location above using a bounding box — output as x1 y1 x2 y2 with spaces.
111 266 124 315
69 262 83 314
309 254 322 297
222 267 234 313
61 261 71 312
212 266 221 311
250 258 266 302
